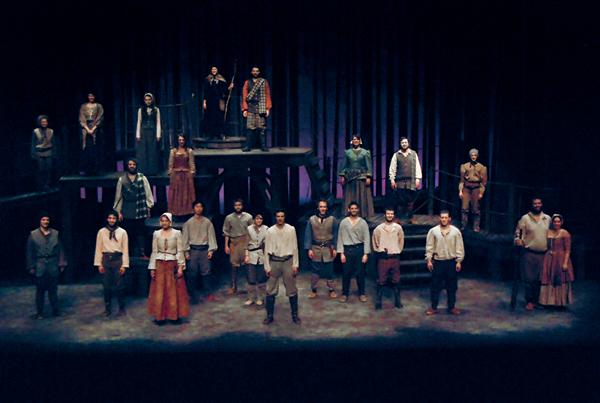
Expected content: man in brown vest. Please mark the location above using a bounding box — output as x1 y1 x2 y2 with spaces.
389 137 422 224
459 148 488 232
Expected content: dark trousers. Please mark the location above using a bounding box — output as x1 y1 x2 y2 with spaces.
342 244 366 296
80 131 101 175
430 259 458 310
35 272 59 315
36 157 53 190
186 246 213 298
102 255 126 310
395 180 417 218
122 218 146 257
520 250 545 304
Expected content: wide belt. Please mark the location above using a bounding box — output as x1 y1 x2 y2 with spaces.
269 255 292 262
312 240 333 247
190 245 209 251
247 246 263 252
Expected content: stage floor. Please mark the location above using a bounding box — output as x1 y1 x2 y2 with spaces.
1 274 599 352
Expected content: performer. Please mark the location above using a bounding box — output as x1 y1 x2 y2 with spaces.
372 207 405 310
202 66 233 138
338 135 375 219
147 213 189 325
78 93 104 175
30 115 56 191
26 213 67 319
94 210 129 317
303 199 338 299
425 210 464 316
113 158 154 257
182 201 218 305
337 202 371 303
168 134 196 216
241 66 272 152
244 214 269 306
135 93 162 175
459 148 488 232
514 198 551 311
389 137 422 223
222 199 253 295
540 214 575 308
263 209 301 325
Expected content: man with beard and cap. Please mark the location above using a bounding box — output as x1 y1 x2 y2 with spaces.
203 66 233 139
135 93 162 175
241 66 272 152
338 134 375 219
94 210 129 317
459 148 488 232
304 199 339 299
31 115 57 191
222 199 253 295
113 158 154 257
515 197 551 311
425 210 464 316
372 207 405 310
263 209 301 325
78 92 104 175
337 201 371 303
388 137 422 224
26 212 67 319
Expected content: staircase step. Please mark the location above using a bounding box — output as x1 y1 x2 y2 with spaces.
399 259 426 267
404 234 427 241
402 247 425 254
400 272 431 281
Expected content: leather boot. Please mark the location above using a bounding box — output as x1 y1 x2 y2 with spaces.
289 295 301 324
461 209 469 231
102 302 112 317
375 284 383 310
263 295 275 324
259 129 269 152
393 283 403 309
242 129 253 152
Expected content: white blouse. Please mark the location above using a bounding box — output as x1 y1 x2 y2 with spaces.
148 228 185 270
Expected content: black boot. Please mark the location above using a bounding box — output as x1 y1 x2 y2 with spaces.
393 283 403 309
259 129 269 152
102 302 112 317
289 295 301 324
263 295 275 324
116 300 126 317
242 129 253 152
375 284 383 310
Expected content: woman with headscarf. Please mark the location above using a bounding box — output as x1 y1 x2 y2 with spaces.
338 134 375 219
539 214 575 308
31 115 56 191
167 134 196 216
147 212 190 325
135 93 162 175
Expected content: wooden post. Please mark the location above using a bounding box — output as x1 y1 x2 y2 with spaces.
60 180 74 283
427 167 434 216
507 183 516 234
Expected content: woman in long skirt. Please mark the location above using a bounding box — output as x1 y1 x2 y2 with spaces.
168 134 196 216
338 134 375 219
148 212 190 325
135 93 162 175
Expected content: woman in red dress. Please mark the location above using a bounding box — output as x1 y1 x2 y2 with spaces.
168 134 196 216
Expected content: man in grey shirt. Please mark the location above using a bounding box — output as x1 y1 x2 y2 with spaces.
337 201 371 303
222 199 253 295
425 210 464 316
182 200 218 304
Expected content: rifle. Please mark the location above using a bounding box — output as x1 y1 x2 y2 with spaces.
510 229 523 311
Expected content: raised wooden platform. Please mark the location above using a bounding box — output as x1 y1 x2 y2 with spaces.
192 136 245 149
192 146 313 169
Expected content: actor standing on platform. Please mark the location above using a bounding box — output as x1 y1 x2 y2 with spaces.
78 93 104 175
425 210 464 316
338 135 375 219
540 214 574 308
182 201 218 305
389 137 422 224
304 199 338 299
337 202 371 303
114 158 154 257
94 211 129 317
244 214 269 306
459 148 488 232
147 213 190 325
31 115 56 191
203 66 233 138
263 210 301 325
372 208 405 310
168 134 196 216
26 213 67 319
135 93 162 175
515 198 551 311
241 66 271 152
222 199 253 295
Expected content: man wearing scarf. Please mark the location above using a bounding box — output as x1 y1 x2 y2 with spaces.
94 211 130 317
241 66 272 152
459 148 488 232
304 199 339 299
31 115 56 191
113 158 154 257
203 66 233 139
135 93 162 175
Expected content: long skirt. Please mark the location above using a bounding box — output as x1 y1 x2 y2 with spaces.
539 282 573 306
148 260 190 321
168 171 195 216
343 178 375 219
136 127 160 175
